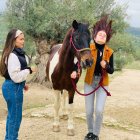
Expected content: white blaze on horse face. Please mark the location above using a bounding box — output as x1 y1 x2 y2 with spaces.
74 57 78 64
49 51 59 83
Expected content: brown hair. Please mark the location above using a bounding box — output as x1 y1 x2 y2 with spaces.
0 29 17 76
92 15 113 42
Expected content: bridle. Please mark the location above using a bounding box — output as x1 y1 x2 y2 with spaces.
70 30 91 52
69 29 90 79
69 29 91 74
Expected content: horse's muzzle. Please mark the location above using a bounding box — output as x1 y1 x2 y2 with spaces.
81 59 93 69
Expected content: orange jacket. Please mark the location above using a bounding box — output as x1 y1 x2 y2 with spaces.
85 43 113 86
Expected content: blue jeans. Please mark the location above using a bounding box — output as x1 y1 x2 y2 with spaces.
84 76 108 136
2 80 25 140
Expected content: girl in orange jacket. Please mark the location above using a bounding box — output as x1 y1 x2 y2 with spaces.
71 16 114 140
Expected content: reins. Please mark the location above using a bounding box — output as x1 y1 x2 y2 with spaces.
71 71 111 96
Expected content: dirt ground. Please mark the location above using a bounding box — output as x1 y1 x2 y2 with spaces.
0 69 140 140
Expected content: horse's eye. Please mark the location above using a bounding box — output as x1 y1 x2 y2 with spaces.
74 36 79 42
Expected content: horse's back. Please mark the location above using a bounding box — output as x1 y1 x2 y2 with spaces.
46 44 62 82
50 44 62 56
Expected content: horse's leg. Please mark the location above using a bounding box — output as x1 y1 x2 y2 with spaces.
53 90 61 132
61 90 68 120
67 90 75 136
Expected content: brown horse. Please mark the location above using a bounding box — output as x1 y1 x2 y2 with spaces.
46 20 93 136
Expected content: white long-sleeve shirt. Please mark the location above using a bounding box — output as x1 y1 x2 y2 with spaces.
7 53 30 83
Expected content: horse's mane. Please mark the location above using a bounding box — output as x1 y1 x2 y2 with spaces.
59 28 74 69
51 27 74 83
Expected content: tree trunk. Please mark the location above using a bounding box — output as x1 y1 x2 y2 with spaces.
31 39 52 88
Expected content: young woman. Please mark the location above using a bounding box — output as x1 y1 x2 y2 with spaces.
84 16 114 140
71 16 114 140
0 29 35 140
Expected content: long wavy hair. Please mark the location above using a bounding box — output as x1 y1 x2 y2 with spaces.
0 29 18 76
92 15 113 42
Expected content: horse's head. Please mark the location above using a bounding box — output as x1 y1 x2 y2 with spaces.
70 20 93 69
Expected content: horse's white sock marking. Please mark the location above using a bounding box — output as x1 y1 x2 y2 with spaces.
53 90 61 126
67 104 74 129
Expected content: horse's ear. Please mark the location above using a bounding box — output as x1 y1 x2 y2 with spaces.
72 20 78 30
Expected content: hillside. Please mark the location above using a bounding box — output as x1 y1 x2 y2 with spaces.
126 27 140 37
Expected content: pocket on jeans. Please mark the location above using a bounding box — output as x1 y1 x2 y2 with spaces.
2 82 11 101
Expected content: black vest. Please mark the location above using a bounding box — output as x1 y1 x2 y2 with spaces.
4 48 27 80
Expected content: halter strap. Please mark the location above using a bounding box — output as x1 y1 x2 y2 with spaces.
70 30 91 52
71 70 111 96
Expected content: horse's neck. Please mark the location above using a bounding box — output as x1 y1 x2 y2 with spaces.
59 43 75 70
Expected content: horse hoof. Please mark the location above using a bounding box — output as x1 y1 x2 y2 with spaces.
53 125 60 132
67 129 75 136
